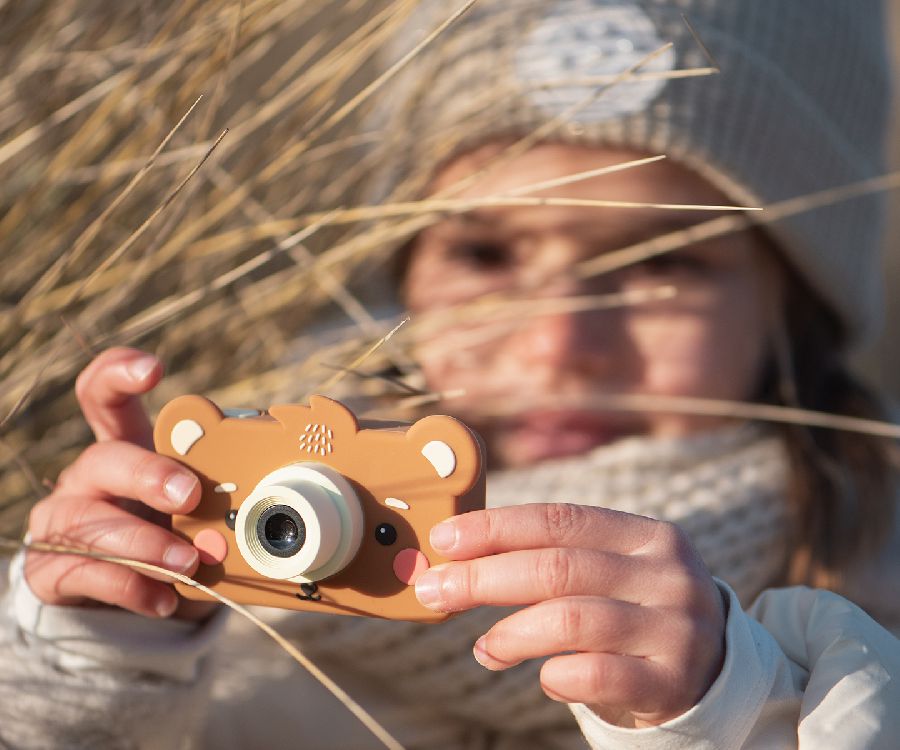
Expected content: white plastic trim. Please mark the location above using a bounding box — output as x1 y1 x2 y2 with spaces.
171 420 204 456
421 440 456 478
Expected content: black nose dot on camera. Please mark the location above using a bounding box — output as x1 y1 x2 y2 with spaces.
225 510 237 530
374 523 397 546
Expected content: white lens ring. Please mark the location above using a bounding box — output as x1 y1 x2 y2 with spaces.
234 463 364 583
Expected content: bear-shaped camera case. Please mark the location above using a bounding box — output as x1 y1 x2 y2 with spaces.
153 395 486 622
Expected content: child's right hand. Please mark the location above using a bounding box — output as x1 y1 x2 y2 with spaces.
25 348 209 619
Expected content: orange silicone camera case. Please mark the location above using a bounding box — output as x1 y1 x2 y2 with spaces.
153 394 485 623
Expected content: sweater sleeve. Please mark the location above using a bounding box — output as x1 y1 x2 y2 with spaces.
0 551 228 750
569 581 900 750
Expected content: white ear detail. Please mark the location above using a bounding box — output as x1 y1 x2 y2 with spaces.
171 420 204 456
421 440 456 478
385 497 410 511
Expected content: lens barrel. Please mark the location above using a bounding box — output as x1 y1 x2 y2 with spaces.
234 463 364 583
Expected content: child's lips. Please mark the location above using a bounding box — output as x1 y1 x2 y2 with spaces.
506 411 630 461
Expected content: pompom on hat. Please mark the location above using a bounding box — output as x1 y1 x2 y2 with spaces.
371 0 892 345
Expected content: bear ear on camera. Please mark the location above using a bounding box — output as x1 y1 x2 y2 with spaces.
154 395 226 457
405 414 484 496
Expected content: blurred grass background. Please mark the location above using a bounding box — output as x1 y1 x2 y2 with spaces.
1 0 899 540
0 0 421 537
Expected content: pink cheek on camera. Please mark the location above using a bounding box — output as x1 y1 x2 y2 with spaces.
393 548 430 585
194 528 229 566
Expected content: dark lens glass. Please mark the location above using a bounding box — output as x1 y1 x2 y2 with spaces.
266 514 298 548
257 505 306 558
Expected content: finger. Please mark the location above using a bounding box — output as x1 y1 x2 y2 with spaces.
75 347 162 446
430 503 662 560
55 441 200 515
28 496 199 575
540 652 682 722
26 499 199 607
415 547 652 612
473 596 671 670
30 556 181 618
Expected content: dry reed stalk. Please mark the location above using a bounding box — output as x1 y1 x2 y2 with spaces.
295 193 761 226
0 0 393 528
2 2 899 741
422 392 900 442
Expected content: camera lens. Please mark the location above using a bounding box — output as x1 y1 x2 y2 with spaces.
235 463 364 582
257 505 306 558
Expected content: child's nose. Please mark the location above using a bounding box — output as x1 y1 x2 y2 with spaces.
510 282 616 373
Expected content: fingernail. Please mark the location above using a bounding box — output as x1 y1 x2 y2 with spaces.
429 521 457 552
164 473 197 507
473 636 492 668
155 594 178 618
473 636 516 670
126 355 158 383
414 567 445 610
164 543 198 572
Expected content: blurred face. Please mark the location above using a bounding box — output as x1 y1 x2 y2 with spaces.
403 143 781 468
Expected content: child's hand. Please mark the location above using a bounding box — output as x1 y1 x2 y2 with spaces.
415 504 726 728
25 348 210 619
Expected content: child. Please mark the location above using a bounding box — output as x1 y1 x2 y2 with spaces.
2 1 899 748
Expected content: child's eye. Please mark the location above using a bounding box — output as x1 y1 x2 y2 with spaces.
631 252 708 276
449 242 510 269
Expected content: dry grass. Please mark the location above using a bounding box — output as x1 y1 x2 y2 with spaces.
3 0 899 541
0 0 424 535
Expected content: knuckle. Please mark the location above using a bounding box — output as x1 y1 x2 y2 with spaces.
55 463 75 489
580 656 614 699
129 449 164 495
116 568 146 604
74 353 112 406
551 600 584 645
537 547 574 595
47 556 96 603
74 366 94 407
75 348 136 406
541 502 582 545
665 565 699 600
78 441 104 468
652 520 688 553
55 499 94 543
62 443 106 490
119 521 164 562
28 498 53 536
114 522 146 557
95 563 140 605
665 612 700 660
457 561 479 603
481 508 499 545
30 494 87 543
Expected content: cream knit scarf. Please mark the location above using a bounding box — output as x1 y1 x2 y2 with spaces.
267 424 791 739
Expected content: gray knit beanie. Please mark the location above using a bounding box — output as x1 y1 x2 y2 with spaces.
372 0 892 344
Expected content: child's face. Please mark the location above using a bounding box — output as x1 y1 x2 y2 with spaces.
403 143 781 468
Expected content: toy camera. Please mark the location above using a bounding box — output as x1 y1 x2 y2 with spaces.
153 395 485 622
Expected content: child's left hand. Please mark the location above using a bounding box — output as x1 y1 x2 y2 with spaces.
415 504 726 728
